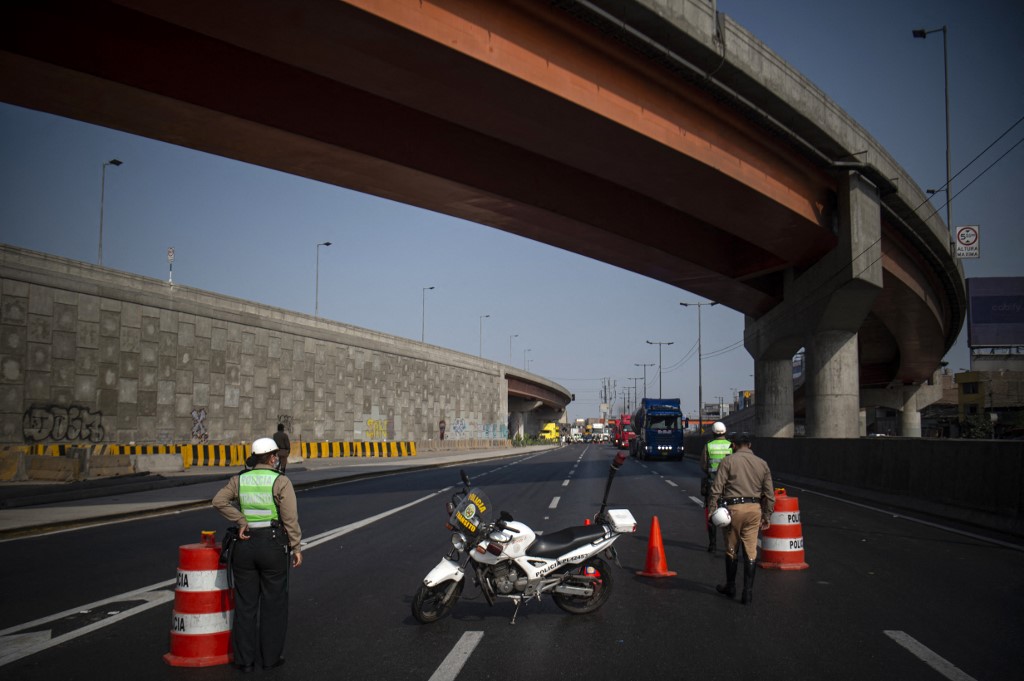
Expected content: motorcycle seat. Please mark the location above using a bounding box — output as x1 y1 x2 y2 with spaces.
528 525 608 558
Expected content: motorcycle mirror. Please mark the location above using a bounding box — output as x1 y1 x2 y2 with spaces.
460 469 471 487
611 451 627 470
500 510 514 522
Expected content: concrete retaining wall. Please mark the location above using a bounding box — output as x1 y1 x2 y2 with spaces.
0 246 560 448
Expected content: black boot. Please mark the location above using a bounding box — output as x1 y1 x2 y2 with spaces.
716 556 737 597
707 524 717 552
741 559 756 604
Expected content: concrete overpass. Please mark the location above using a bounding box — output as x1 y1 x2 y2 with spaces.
0 0 965 437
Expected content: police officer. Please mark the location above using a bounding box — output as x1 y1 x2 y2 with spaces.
213 437 303 671
700 422 732 552
707 432 774 605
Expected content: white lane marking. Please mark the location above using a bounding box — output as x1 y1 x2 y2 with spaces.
562 479 570 487
793 487 1023 552
689 496 705 507
665 480 678 487
0 590 174 667
303 489 445 550
428 631 484 681
549 497 560 509
884 631 977 681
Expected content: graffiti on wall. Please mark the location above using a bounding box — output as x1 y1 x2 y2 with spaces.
366 418 388 440
483 423 510 439
277 414 292 432
23 405 105 443
451 418 468 437
191 407 209 444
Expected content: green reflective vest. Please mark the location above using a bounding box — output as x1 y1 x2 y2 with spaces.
239 469 280 526
706 438 732 472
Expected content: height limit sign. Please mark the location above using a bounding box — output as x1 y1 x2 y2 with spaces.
955 225 980 259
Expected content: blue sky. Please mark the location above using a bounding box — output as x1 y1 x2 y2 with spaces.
1 0 1021 422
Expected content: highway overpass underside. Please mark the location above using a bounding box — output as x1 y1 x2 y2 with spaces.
0 0 964 437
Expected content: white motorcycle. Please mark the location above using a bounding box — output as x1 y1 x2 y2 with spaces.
412 451 636 624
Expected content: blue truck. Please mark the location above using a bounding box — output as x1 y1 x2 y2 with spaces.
630 398 685 461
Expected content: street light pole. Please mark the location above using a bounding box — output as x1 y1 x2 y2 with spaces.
645 341 673 399
681 301 718 433
913 25 952 238
509 334 518 365
315 241 332 317
634 363 654 399
421 286 434 342
98 159 123 266
479 314 489 357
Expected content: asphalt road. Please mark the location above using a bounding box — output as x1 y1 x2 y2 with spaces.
1 443 1020 680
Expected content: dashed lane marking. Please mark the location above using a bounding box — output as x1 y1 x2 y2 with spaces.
884 630 977 681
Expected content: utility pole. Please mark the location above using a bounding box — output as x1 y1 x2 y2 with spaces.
635 363 654 399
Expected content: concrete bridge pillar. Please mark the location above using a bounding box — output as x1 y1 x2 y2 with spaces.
754 356 795 437
861 372 945 437
744 171 882 438
805 329 861 438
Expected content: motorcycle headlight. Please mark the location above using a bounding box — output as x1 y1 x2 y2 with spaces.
451 533 467 551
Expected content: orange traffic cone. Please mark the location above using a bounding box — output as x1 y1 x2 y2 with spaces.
636 516 677 577
757 488 809 570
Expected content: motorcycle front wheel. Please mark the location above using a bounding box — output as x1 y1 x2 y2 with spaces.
412 579 464 624
553 556 613 614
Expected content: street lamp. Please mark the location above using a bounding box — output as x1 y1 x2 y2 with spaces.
314 241 332 317
681 301 718 433
98 159 123 265
647 339 671 399
524 348 532 371
913 25 952 238
634 363 654 399
421 286 435 342
479 314 490 357
509 334 518 365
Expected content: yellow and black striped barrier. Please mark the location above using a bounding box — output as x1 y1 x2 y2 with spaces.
2 440 418 469
301 441 417 459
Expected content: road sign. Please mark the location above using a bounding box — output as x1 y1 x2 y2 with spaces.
955 225 980 259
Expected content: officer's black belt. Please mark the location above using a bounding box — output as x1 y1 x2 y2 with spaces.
724 497 758 505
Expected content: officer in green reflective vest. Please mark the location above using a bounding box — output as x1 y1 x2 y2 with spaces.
213 437 303 672
700 422 733 552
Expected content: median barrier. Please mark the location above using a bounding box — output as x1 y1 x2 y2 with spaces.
0 451 27 481
132 453 186 474
26 455 79 481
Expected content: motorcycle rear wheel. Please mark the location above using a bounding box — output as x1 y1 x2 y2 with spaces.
412 579 464 624
553 556 613 614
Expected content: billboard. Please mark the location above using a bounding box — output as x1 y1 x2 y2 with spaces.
967 277 1024 347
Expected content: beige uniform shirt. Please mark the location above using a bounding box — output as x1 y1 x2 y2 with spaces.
707 445 775 522
212 464 303 552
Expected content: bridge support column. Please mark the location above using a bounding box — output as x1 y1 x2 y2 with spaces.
861 372 945 437
754 356 795 437
805 329 861 438
744 171 882 438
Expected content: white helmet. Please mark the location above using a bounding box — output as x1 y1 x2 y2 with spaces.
712 421 727 435
252 437 279 455
711 506 732 527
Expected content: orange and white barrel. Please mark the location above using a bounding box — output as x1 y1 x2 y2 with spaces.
163 531 234 667
757 489 809 570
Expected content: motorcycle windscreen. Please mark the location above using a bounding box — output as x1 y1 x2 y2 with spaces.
449 487 493 538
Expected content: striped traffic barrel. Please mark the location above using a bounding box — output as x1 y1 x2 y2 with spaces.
163 531 234 667
757 488 809 570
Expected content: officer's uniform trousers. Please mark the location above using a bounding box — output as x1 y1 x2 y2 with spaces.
723 502 761 561
231 525 290 666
